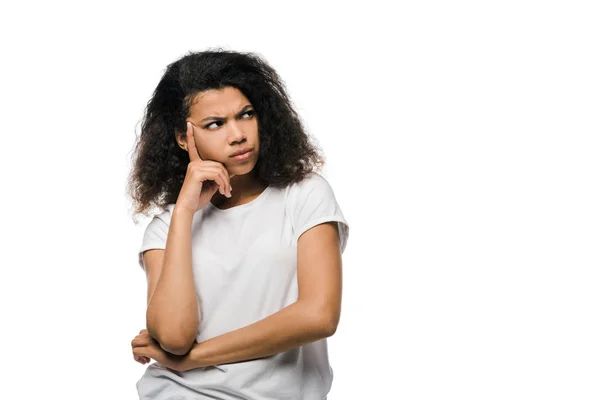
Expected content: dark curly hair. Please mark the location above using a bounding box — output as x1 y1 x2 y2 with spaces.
126 48 325 221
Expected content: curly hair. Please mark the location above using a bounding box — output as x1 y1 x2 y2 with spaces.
126 48 326 221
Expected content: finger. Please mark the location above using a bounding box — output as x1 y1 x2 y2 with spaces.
133 346 152 359
208 167 231 197
200 161 235 177
134 355 146 364
202 162 234 196
217 162 235 195
226 173 235 195
136 345 157 362
186 122 203 162
217 163 233 196
136 355 149 364
195 166 230 197
132 337 149 347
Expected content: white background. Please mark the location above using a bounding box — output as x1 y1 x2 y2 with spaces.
1 1 598 399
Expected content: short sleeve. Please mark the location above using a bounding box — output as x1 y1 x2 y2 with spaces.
288 172 350 254
137 206 173 271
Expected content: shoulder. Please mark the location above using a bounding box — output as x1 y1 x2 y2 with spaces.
288 172 334 198
149 204 176 227
285 171 349 252
286 171 342 215
159 203 176 219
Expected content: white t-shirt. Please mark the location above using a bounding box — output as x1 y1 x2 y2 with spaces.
136 172 349 400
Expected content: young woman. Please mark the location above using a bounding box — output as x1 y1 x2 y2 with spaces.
127 48 350 400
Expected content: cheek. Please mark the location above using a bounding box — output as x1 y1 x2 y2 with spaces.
197 140 227 163
193 136 214 157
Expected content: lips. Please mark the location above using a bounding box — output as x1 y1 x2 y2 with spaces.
230 148 253 157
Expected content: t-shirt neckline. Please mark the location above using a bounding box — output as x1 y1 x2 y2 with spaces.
206 185 272 214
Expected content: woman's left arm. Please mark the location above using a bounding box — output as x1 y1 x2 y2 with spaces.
183 222 343 371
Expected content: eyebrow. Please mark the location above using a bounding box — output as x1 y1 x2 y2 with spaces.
200 104 254 123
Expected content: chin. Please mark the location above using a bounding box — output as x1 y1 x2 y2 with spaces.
229 162 256 176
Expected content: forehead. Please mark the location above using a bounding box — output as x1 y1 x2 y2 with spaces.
189 87 252 117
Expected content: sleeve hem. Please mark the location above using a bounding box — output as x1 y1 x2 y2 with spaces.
138 243 166 271
294 215 349 253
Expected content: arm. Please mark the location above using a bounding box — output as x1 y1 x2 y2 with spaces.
146 206 199 355
181 222 343 370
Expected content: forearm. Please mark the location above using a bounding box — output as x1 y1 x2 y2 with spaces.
146 206 199 352
182 300 333 370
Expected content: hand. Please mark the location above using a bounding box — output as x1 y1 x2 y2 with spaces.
176 122 236 214
131 329 190 372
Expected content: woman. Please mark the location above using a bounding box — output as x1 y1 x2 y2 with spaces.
127 48 350 400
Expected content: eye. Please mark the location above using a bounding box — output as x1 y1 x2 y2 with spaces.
205 121 223 130
203 110 254 130
241 110 254 119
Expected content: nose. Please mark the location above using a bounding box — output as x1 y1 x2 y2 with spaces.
228 120 246 144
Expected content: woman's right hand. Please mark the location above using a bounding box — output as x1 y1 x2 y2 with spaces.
175 122 236 214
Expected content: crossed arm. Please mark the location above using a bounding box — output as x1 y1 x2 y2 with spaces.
145 221 343 370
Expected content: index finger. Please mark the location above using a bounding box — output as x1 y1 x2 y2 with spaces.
186 121 203 162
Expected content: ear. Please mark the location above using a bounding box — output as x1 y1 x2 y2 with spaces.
175 134 187 151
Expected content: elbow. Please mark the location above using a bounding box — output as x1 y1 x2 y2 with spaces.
313 307 340 338
301 300 340 338
152 331 197 356
146 317 198 355
322 317 338 337
160 337 196 356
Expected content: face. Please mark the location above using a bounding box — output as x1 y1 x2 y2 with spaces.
179 86 260 177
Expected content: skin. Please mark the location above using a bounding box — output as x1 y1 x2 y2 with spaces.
143 88 267 355
132 217 343 371
132 87 343 369
176 86 268 210
138 87 269 361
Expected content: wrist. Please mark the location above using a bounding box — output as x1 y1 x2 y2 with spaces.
173 205 196 219
180 341 208 371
